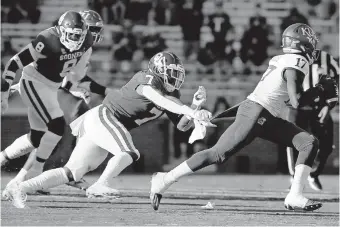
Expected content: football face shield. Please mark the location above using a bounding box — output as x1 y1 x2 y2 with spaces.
148 52 185 92
58 11 87 52
282 23 319 64
80 10 104 44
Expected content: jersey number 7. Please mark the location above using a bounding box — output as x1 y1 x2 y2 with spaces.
261 65 277 81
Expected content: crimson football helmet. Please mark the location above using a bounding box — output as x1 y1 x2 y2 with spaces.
58 11 87 52
148 52 185 92
282 23 319 64
80 10 104 43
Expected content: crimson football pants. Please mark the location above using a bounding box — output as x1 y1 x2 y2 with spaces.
285 108 334 178
186 99 319 171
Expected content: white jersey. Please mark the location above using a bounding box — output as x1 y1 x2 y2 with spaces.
248 54 309 117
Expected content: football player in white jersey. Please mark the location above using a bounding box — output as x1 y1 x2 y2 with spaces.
150 23 323 211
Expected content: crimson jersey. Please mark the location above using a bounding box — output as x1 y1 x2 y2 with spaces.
103 70 180 130
28 27 93 83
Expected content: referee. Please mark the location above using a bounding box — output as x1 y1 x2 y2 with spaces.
286 50 339 191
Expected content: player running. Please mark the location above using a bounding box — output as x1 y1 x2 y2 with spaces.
1 10 110 196
150 23 323 212
4 51 213 208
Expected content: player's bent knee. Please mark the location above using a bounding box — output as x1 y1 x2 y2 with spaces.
64 163 89 182
126 150 140 161
63 166 75 182
293 132 319 154
29 130 45 148
47 117 66 136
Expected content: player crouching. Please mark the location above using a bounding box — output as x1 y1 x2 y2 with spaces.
4 51 213 208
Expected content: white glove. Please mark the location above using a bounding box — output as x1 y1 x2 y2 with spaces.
69 86 91 104
192 86 206 107
1 91 9 114
192 109 212 121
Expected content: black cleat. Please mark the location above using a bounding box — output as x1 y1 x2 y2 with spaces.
285 199 322 211
150 193 162 211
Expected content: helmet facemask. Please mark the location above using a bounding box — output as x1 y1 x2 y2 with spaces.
163 64 185 92
87 24 104 43
59 26 87 52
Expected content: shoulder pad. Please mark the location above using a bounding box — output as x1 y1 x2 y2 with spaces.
31 27 61 55
277 54 309 76
136 71 167 93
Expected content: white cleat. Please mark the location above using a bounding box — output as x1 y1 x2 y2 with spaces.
150 172 175 211
284 193 322 211
5 182 28 209
86 183 120 199
66 178 90 191
2 178 22 200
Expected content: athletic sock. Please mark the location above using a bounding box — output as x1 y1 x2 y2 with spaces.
96 152 133 186
290 164 311 196
164 161 193 184
13 169 28 182
4 134 34 160
20 168 69 194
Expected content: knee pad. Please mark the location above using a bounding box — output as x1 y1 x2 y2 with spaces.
294 132 319 167
126 150 140 161
293 132 319 154
29 130 45 148
47 117 66 136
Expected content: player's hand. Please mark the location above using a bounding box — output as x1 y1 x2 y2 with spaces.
9 83 20 96
77 81 91 91
70 88 91 104
192 109 212 121
318 105 330 124
1 91 9 114
192 86 206 108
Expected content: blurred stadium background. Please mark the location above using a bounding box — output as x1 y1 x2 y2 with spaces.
1 0 339 175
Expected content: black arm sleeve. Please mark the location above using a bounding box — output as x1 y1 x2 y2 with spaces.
80 75 106 96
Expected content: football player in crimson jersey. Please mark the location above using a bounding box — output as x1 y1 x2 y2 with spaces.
4 51 213 208
1 10 108 194
150 23 323 212
0 11 99 189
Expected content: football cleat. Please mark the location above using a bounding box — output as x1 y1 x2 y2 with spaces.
86 183 120 199
284 194 322 211
66 178 90 191
5 182 28 209
285 199 322 211
308 176 323 191
150 172 175 211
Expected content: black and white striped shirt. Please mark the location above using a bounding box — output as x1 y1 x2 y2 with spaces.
303 50 339 91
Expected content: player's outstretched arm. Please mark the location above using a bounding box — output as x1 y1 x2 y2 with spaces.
137 85 211 121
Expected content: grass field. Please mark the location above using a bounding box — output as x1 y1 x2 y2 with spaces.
1 173 339 226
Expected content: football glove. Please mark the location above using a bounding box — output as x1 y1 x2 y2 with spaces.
192 109 212 121
316 74 339 109
192 86 207 108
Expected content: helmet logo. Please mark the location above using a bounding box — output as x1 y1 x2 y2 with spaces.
300 27 318 48
153 53 166 74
